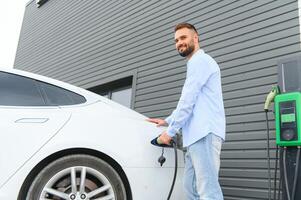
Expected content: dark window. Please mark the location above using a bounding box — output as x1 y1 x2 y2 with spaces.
38 81 86 106
0 72 45 106
107 87 132 108
89 76 133 108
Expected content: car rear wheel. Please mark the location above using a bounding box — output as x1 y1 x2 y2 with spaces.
26 154 127 200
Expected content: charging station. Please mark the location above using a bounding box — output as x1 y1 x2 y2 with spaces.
274 93 301 200
274 92 301 146
267 56 301 200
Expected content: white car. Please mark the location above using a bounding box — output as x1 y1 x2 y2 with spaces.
0 68 184 200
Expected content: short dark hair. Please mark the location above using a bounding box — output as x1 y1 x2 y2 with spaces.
174 23 198 34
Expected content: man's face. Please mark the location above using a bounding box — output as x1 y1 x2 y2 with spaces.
174 28 196 57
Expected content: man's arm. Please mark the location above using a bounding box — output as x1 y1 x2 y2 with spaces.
166 59 214 137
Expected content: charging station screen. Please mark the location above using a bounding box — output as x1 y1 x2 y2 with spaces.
281 113 296 123
280 102 296 129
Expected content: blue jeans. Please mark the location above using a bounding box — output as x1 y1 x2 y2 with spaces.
183 133 223 200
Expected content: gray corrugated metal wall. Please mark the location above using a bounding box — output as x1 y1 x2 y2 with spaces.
14 0 301 199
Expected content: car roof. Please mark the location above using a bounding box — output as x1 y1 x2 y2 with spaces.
0 68 102 105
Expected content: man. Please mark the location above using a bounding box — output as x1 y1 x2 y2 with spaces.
147 23 225 199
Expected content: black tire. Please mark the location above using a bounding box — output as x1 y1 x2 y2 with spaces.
26 154 127 200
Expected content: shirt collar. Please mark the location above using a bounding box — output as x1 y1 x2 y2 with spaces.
188 49 204 64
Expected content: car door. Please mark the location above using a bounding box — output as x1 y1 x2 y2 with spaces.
0 106 71 186
0 72 71 187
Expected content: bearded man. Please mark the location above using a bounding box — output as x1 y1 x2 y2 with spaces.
147 23 225 200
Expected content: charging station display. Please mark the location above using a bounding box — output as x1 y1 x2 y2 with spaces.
280 101 297 141
275 92 301 146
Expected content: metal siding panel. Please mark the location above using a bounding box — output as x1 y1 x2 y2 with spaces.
202 1 298 46
222 159 274 169
223 187 267 199
135 94 180 108
226 131 275 141
221 178 268 189
135 87 182 101
220 169 275 179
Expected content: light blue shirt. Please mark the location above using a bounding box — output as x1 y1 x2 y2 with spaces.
165 49 225 147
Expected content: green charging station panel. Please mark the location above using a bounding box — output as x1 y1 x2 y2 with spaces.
275 92 301 146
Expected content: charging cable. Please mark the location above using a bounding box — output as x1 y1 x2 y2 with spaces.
282 146 301 200
292 146 300 200
151 136 178 200
283 147 291 200
265 110 272 200
278 152 283 200
273 145 279 200
264 86 280 200
167 139 178 200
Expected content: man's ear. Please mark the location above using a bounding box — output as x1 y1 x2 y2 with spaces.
194 33 199 44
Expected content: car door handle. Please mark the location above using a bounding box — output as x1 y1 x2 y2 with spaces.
15 118 49 123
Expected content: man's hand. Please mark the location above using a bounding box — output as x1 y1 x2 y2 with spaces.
146 118 168 127
158 131 172 145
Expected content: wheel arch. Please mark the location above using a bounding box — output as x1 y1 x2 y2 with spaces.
18 148 132 200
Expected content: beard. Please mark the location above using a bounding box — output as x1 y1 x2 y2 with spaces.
178 42 195 57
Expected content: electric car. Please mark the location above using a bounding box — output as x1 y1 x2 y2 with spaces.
0 68 184 200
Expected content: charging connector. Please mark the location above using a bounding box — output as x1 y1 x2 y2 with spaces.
151 135 178 200
264 86 279 112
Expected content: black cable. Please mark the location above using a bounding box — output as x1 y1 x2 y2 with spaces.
277 170 282 200
167 139 178 200
265 110 272 200
283 147 291 200
273 145 279 200
277 147 283 200
151 135 178 199
292 146 300 200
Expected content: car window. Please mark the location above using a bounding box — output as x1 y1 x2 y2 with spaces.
0 72 45 106
38 81 86 106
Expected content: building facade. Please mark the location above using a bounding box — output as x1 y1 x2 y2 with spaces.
14 0 301 199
